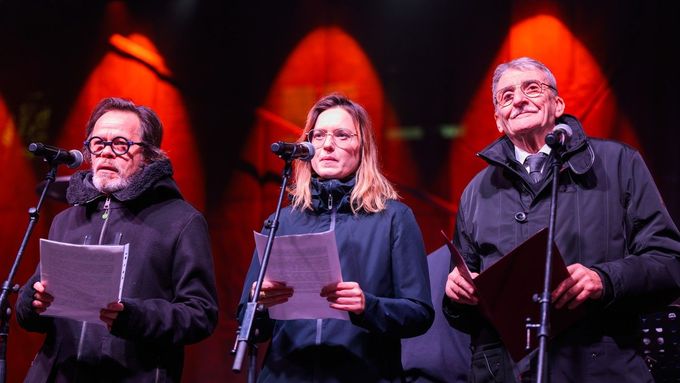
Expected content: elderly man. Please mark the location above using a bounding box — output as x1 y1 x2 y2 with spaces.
17 97 218 382
444 57 680 382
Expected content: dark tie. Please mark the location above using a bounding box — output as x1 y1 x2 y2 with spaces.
525 153 547 183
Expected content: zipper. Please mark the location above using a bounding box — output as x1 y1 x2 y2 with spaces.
315 318 323 345
75 231 95 367
75 197 111 373
329 193 337 231
98 196 112 245
76 322 87 361
316 193 334 346
102 196 111 220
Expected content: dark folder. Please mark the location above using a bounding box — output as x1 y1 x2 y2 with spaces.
442 228 586 361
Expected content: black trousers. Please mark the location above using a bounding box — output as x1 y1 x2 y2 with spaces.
469 342 537 383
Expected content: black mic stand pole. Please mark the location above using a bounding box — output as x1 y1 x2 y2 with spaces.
0 161 59 383
232 157 293 382
535 140 567 383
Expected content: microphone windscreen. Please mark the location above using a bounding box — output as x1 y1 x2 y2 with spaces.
68 150 84 168
554 123 572 137
299 142 315 161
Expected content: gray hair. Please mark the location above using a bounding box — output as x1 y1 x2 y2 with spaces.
491 57 558 105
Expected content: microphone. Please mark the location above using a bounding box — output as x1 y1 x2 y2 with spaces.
545 123 572 149
28 143 84 168
270 141 315 161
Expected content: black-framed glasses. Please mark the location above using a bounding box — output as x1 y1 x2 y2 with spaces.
307 128 358 148
84 136 145 156
495 80 557 107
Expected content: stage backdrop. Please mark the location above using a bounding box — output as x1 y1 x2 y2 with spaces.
0 2 677 382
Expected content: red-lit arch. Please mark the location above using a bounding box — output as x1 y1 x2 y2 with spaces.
7 2 205 381
55 28 204 211
209 25 415 381
0 94 52 383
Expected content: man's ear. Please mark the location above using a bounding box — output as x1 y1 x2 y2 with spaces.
554 95 565 118
494 111 505 134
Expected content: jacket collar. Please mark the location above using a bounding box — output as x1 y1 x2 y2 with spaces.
556 114 595 175
478 114 594 175
66 159 178 205
310 176 356 212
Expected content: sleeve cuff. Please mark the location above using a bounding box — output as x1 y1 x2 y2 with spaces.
591 266 614 305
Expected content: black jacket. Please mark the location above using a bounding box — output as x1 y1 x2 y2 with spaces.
238 177 434 382
444 115 680 382
16 160 219 383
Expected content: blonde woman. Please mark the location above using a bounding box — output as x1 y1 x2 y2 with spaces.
238 93 433 382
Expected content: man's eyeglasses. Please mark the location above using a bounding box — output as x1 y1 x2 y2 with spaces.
495 80 557 107
84 136 145 156
307 128 358 148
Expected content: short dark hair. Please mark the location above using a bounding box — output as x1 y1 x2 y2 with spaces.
84 97 167 162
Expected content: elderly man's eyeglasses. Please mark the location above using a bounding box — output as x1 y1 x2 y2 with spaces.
495 80 557 107
307 128 358 148
84 136 145 156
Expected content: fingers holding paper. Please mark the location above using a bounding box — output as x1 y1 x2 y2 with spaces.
253 280 294 308
552 263 603 309
445 267 479 305
31 281 54 313
321 281 365 315
100 301 124 331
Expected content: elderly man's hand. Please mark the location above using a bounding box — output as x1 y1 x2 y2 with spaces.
445 267 479 305
552 263 603 309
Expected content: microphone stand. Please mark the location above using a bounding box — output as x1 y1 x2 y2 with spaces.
232 157 293 382
534 140 567 383
0 161 58 383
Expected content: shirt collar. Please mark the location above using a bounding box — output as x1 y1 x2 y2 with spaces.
515 144 552 165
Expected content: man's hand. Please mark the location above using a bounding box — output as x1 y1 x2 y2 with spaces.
31 281 54 313
445 267 479 305
100 301 124 331
552 263 603 309
321 281 365 314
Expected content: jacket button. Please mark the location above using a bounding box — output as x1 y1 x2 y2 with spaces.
514 212 527 223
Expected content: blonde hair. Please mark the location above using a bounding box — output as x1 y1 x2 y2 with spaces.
290 93 398 214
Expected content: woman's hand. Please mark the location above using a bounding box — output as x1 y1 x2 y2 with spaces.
252 280 294 308
321 281 365 314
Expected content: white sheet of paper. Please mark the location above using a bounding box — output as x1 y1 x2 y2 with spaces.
254 230 349 321
39 239 129 324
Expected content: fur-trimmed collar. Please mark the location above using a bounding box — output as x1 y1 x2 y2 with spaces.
66 159 177 205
